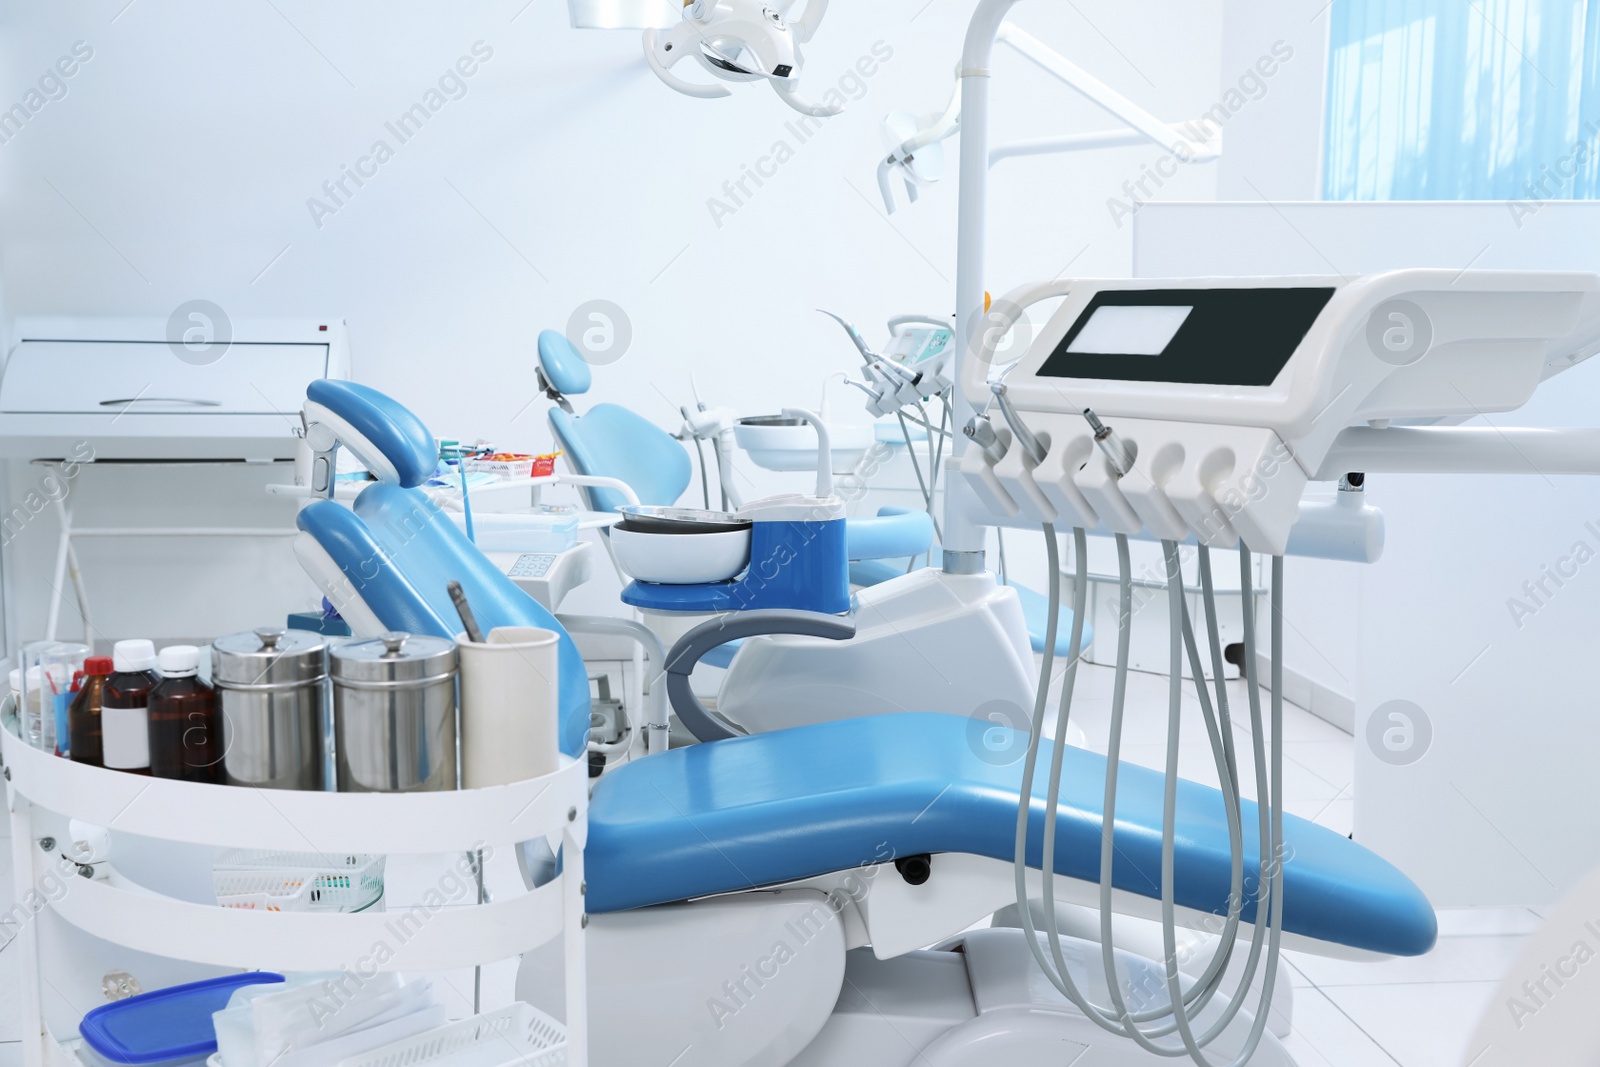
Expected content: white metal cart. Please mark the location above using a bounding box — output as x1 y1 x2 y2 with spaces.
0 703 589 1067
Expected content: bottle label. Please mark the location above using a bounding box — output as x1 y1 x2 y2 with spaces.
102 706 149 770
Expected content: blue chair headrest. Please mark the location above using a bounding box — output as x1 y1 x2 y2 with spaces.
538 330 592 397
305 379 438 489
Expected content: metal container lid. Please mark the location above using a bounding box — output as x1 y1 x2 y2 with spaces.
331 632 457 686
212 628 327 688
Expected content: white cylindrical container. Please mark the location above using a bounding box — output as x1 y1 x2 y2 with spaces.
456 627 561 787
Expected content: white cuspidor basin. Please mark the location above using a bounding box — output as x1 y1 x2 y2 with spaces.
610 523 752 584
735 419 874 473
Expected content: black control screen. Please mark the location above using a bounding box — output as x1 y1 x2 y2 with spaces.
1036 287 1336 387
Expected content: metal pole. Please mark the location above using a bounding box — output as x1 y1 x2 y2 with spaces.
562 825 588 1065
946 0 1022 567
11 796 45 1067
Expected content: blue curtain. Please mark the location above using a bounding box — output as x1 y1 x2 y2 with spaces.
1323 0 1600 200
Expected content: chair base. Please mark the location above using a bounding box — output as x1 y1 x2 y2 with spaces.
717 567 1036 733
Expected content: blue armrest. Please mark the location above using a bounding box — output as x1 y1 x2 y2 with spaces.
846 506 935 562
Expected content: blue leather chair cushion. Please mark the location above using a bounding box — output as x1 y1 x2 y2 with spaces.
585 713 1436 958
538 330 593 397
845 506 935 562
548 404 693 516
306 379 438 489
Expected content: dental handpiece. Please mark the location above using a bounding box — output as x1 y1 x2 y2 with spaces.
963 414 1009 464
990 383 1047 465
1083 407 1134 477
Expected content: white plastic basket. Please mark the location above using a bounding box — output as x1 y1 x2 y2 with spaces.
212 850 384 913
342 1003 566 1067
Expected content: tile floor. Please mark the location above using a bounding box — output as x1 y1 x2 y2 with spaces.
0 664 1539 1064
1032 663 1527 1066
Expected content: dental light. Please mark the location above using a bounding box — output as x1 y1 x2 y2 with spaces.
877 22 1221 213
644 0 841 117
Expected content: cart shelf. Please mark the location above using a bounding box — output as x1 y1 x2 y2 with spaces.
1 705 589 1067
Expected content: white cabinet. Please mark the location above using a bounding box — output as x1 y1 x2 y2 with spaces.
1 341 327 415
0 318 350 460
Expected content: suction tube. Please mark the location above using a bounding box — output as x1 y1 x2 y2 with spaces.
1009 459 1288 1062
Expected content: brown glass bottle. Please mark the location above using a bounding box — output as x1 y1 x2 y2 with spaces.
69 657 115 768
148 645 222 784
102 640 159 776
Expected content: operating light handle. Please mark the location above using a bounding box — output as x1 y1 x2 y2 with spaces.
775 80 843 116
643 25 734 99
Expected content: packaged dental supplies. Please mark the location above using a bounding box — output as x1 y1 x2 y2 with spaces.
211 973 444 1067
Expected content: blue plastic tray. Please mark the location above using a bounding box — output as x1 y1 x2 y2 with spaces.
79 973 284 1064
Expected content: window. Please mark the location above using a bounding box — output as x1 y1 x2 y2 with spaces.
1323 0 1600 201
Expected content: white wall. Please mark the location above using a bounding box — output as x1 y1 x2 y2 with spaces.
0 0 1226 646
1213 0 1330 201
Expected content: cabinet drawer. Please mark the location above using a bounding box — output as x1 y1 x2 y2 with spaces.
1 341 328 414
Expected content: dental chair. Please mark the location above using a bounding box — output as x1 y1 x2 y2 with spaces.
536 329 936 568
293 379 1437 1067
535 328 1089 665
294 379 595 756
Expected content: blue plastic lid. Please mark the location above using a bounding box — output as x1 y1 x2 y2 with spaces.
79 973 285 1064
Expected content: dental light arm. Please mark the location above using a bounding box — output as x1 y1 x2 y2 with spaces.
643 0 842 116
878 21 1221 213
781 0 826 43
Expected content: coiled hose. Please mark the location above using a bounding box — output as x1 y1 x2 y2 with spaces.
1011 524 1286 1064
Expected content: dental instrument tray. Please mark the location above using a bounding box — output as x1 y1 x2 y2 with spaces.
211 849 385 913
613 505 750 534
330 1002 566 1067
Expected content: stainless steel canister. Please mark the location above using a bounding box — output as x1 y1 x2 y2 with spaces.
213 628 328 791
331 632 458 793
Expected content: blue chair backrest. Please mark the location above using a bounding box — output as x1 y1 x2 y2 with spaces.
298 378 590 758
537 330 593 397
306 379 439 489
549 404 693 516
300 484 592 759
